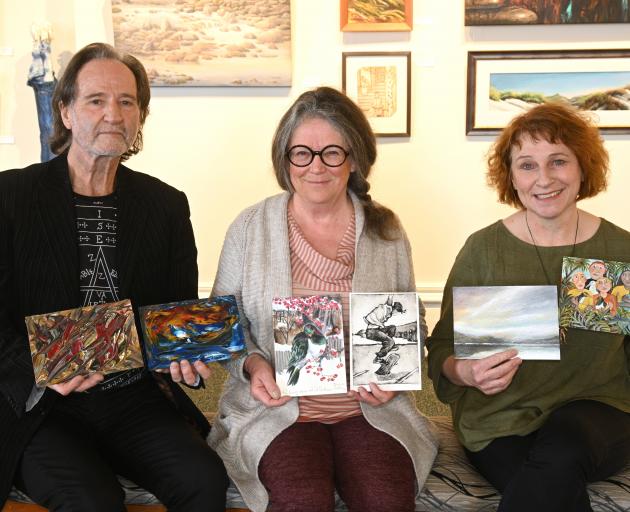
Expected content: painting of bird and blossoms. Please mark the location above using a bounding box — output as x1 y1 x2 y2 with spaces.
25 299 143 387
349 293 421 391
560 257 630 335
140 295 246 370
272 296 347 397
111 0 291 86
453 286 560 360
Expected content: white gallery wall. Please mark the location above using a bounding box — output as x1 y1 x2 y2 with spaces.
2 0 630 329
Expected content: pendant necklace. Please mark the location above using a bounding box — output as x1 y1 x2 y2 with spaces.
524 210 580 286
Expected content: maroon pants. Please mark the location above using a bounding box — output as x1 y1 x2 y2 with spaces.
258 414 415 512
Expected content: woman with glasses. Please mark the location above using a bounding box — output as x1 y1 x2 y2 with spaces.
209 87 437 512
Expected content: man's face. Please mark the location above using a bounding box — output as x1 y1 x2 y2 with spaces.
60 59 140 160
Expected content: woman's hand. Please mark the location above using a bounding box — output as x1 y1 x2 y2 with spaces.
49 373 104 395
167 360 211 386
442 349 522 395
244 354 292 407
348 383 397 406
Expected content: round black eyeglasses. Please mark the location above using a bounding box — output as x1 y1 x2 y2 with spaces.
287 144 350 167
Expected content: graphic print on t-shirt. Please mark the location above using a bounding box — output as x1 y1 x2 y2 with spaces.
75 195 119 306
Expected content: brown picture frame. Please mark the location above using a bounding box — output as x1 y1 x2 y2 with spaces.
340 0 413 32
342 51 411 137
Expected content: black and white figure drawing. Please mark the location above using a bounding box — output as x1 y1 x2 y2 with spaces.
453 286 560 360
349 292 422 391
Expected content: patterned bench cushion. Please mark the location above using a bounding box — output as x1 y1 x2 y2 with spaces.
10 416 630 511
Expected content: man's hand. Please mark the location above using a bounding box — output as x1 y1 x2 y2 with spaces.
168 360 212 386
49 373 104 395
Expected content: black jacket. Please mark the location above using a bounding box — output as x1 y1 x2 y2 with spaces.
0 154 208 505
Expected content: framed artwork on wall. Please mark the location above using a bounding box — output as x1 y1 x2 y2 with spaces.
466 49 630 135
343 51 411 137
465 0 630 26
111 0 291 86
341 0 413 31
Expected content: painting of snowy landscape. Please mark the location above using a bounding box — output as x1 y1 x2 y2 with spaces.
349 292 421 391
453 286 560 360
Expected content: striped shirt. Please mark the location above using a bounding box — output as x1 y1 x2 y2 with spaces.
287 210 363 423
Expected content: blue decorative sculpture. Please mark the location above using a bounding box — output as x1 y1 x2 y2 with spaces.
27 22 56 162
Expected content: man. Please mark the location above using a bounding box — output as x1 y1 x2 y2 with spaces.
0 43 227 511
363 295 405 363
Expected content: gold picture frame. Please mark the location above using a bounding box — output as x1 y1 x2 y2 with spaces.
340 0 413 32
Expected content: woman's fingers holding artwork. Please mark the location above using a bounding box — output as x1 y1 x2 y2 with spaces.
350 383 397 406
443 350 522 394
245 354 292 408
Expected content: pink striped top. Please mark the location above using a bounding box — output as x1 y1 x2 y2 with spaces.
287 210 363 423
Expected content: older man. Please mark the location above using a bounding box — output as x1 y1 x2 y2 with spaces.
0 43 227 511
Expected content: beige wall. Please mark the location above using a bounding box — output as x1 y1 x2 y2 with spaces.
2 0 630 330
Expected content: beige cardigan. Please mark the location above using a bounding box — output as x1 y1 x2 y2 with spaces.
209 192 438 512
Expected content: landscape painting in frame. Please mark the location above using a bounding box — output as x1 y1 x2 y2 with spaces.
139 295 246 371
343 52 411 136
25 299 143 387
453 286 560 360
560 257 630 335
111 0 291 86
465 0 629 25
341 0 413 31
467 50 630 135
349 293 421 391
272 296 347 397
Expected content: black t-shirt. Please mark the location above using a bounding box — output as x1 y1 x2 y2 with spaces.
74 193 143 391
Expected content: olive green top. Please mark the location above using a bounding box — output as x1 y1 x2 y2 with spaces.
426 218 630 452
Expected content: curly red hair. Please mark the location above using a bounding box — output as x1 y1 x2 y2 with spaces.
486 103 609 208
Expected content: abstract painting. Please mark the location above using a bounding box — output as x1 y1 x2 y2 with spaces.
341 0 413 31
272 296 347 397
560 257 630 335
26 299 143 387
453 286 560 360
349 293 421 391
111 0 291 86
465 0 629 25
140 295 246 370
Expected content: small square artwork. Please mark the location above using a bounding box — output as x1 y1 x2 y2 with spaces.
25 299 143 387
453 286 560 360
139 295 246 370
560 257 630 335
349 293 421 391
272 296 347 397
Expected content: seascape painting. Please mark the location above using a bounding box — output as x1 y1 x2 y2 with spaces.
465 0 629 25
453 286 560 360
26 299 143 387
349 293 421 392
560 257 630 335
140 295 246 370
489 71 630 113
111 0 291 86
272 296 347 397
